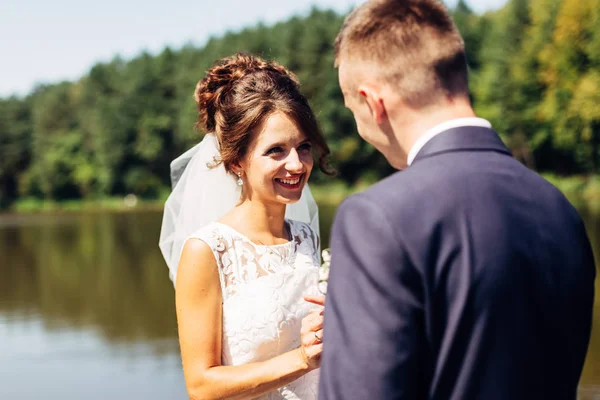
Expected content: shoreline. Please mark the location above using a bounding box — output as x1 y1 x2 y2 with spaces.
2 175 599 216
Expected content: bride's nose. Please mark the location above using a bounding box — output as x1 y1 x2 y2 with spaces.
285 149 304 173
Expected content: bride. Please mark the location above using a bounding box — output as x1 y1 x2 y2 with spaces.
159 53 334 399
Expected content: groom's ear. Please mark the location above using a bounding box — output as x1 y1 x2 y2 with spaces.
358 85 387 125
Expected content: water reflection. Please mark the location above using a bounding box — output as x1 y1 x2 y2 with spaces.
579 210 600 396
0 212 186 399
0 208 598 399
0 212 178 345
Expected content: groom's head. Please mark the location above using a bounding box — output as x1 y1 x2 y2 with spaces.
335 0 471 168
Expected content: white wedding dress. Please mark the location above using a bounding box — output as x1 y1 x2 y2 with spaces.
189 218 322 400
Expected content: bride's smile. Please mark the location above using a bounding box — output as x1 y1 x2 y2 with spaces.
274 173 304 189
238 111 314 205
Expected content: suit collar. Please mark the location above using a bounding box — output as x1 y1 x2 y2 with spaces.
407 118 492 165
411 126 512 165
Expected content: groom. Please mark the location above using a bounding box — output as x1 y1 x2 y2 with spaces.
318 0 596 399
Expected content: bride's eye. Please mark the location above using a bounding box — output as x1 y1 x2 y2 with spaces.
298 143 312 152
265 146 284 155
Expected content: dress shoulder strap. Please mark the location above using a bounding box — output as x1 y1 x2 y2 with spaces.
186 223 229 297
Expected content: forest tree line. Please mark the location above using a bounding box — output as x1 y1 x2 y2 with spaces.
0 0 599 208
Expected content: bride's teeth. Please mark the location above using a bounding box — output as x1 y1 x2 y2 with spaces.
278 177 301 185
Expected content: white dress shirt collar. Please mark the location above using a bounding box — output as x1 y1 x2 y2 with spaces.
407 117 492 166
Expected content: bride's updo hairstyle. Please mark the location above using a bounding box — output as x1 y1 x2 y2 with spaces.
194 53 334 176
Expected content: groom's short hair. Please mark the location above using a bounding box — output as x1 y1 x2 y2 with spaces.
335 0 470 108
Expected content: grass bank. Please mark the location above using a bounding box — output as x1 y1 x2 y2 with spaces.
311 174 600 216
4 175 600 215
8 196 165 214
541 174 600 214
310 180 373 206
311 174 600 215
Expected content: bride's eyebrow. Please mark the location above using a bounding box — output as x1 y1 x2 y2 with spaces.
263 141 286 149
262 138 310 150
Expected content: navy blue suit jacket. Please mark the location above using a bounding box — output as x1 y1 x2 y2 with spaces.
319 127 596 400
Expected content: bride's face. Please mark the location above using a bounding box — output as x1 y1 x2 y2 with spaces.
239 112 314 205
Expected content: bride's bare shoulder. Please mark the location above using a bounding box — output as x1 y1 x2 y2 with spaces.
176 238 220 291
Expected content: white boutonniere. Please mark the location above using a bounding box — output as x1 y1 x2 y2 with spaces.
318 248 331 294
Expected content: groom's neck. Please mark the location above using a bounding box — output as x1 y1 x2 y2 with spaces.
393 97 477 163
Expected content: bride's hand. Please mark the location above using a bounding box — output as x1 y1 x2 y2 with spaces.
304 295 325 307
299 297 325 371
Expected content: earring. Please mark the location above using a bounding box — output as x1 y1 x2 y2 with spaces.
237 172 243 186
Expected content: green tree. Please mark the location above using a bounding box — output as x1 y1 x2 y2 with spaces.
3 4 600 209
24 83 83 198
472 0 530 146
539 0 600 172
78 60 125 195
452 0 485 71
0 97 32 207
509 0 561 170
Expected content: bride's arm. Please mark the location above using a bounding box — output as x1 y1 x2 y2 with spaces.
176 239 322 400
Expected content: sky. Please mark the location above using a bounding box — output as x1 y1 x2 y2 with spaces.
0 0 507 97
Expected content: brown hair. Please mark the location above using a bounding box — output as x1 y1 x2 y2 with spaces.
194 53 333 176
334 0 469 108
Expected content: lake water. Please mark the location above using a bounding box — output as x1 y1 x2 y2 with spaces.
0 207 598 399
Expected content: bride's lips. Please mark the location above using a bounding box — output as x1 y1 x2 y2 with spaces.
274 174 305 190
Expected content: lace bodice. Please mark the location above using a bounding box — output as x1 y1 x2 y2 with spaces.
189 219 321 400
